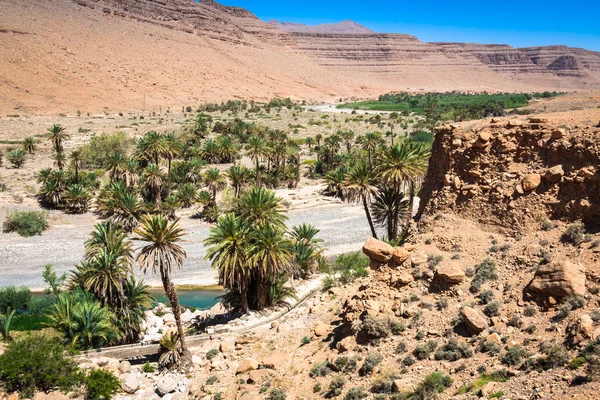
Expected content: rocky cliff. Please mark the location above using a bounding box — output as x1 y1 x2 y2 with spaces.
417 118 600 232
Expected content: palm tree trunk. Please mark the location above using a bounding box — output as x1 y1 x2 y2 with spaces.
392 180 401 240
240 287 249 314
75 165 79 184
161 274 187 353
167 159 172 197
362 194 377 239
408 180 416 219
255 158 260 187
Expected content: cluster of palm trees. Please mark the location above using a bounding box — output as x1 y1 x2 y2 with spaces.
319 131 431 242
204 187 323 313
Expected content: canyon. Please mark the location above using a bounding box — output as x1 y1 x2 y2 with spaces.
1 0 600 114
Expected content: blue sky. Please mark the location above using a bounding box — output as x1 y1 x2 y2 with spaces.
218 0 600 51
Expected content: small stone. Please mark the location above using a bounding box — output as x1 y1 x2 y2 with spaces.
362 237 395 263
551 128 565 139
157 377 177 396
336 336 356 353
545 165 564 183
271 321 279 329
435 264 465 284
460 306 489 333
392 247 410 265
314 322 328 337
219 342 235 353
118 360 131 374
120 373 140 394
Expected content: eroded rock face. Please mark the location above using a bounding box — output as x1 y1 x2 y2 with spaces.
362 237 395 263
460 306 489 333
527 261 586 297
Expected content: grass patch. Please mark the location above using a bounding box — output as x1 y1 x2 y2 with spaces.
456 371 509 395
10 314 51 331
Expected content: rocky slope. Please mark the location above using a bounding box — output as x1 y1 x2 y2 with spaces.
268 20 375 34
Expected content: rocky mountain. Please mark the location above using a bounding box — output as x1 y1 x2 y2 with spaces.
1 0 600 113
268 20 374 34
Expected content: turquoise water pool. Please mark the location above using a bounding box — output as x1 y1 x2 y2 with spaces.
150 289 224 310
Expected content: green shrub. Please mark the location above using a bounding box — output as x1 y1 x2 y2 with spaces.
411 372 453 400
85 369 119 400
395 341 408 354
334 356 358 373
359 352 382 375
309 360 332 377
142 362 154 373
206 376 218 385
3 210 49 237
402 355 415 366
484 301 502 317
435 339 473 361
7 149 27 168
326 375 346 398
268 388 287 400
358 315 390 342
523 305 537 317
561 222 586 245
0 334 82 398
479 289 494 305
502 345 526 366
477 340 500 355
206 348 219 360
301 336 311 345
0 286 32 313
80 132 133 168
391 320 406 334
344 386 368 400
413 340 438 360
469 258 498 292
540 344 569 369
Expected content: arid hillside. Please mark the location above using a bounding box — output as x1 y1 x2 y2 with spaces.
1 0 600 114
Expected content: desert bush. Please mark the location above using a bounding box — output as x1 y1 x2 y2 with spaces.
3 210 49 237
390 320 406 335
309 360 332 377
539 343 570 369
436 297 449 310
523 305 537 317
484 301 502 317
205 376 218 385
508 314 523 328
395 341 408 354
469 258 498 292
435 339 473 361
334 356 358 373
344 387 368 400
402 355 415 366
268 388 287 400
358 315 390 342
561 222 586 245
7 149 27 168
323 252 370 289
371 372 397 394
479 289 494 305
301 336 311 345
85 369 120 400
0 334 82 397
524 324 537 334
0 286 32 313
206 348 219 360
80 132 133 168
477 339 500 355
142 362 154 373
359 352 383 376
502 345 526 366
326 375 346 398
413 340 438 360
411 372 453 400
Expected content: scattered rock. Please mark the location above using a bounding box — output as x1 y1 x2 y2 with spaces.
118 360 131 374
545 165 564 183
362 237 395 263
435 264 465 284
522 174 541 192
461 306 489 333
157 377 178 396
120 373 140 394
271 321 279 329
219 342 235 353
481 381 503 398
262 353 290 370
336 336 356 353
392 378 414 393
392 247 410 264
237 358 259 374
551 128 565 139
314 321 328 337
527 261 586 297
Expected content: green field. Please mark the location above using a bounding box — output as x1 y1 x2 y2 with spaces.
338 91 561 121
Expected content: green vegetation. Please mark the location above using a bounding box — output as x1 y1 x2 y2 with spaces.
456 370 509 395
339 92 561 122
322 252 369 290
85 369 120 400
7 149 27 168
2 210 49 237
80 131 133 169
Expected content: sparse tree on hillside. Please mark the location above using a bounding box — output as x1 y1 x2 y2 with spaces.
343 163 378 239
23 137 37 155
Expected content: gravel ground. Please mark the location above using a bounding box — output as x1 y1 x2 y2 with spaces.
0 203 371 289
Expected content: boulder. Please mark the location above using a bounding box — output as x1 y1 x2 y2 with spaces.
188 376 205 398
392 247 410 265
191 354 204 366
118 360 131 374
362 237 395 263
435 264 465 284
219 342 235 353
486 332 502 345
314 322 328 337
481 381 503 398
479 131 492 142
157 377 178 396
237 359 259 374
120 373 140 394
522 174 541 192
551 128 565 139
336 336 356 353
527 261 586 297
460 307 488 333
239 391 260 400
545 165 564 183
410 252 428 267
392 379 414 394
391 270 414 285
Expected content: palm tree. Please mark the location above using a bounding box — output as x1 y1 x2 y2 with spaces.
84 221 134 264
217 135 239 163
248 224 296 309
226 165 249 197
163 134 182 196
143 164 163 209
343 163 378 238
53 151 67 171
305 137 314 148
118 276 153 343
63 184 91 214
204 213 252 313
324 166 347 199
245 135 269 186
234 186 287 229
96 182 143 232
69 150 82 184
47 124 69 155
315 134 323 147
23 137 37 155
105 152 128 183
361 132 383 170
203 167 227 200
370 187 409 240
135 215 188 358
199 138 220 164
186 158 205 184
0 308 16 341
144 131 166 165
339 130 355 153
